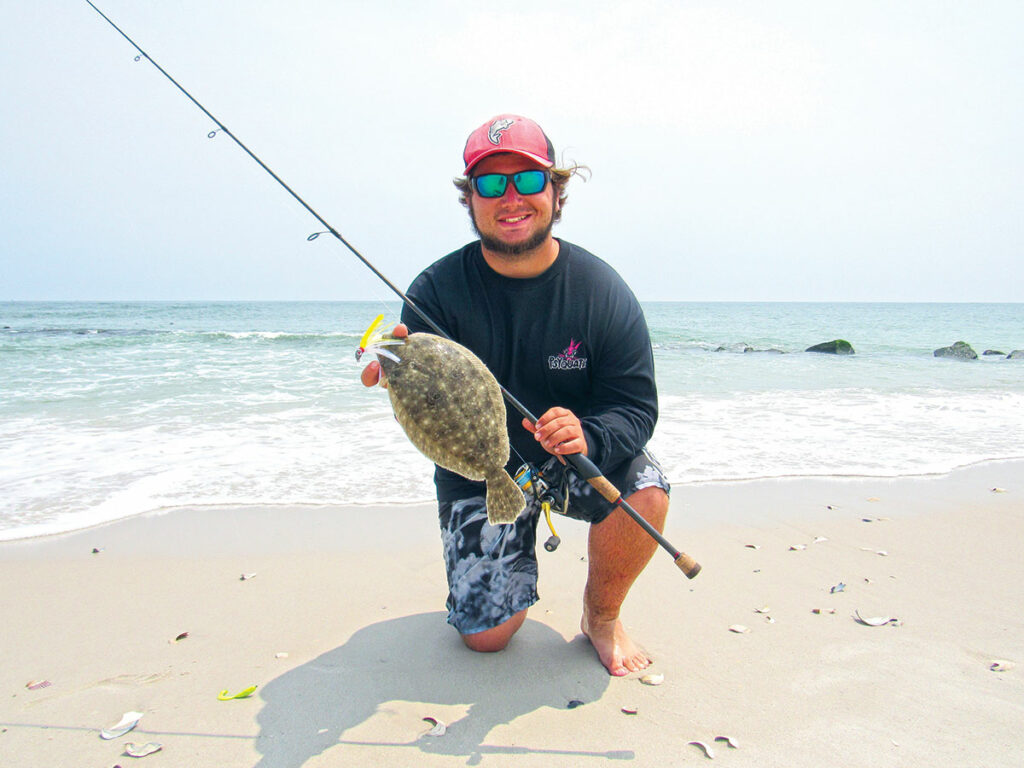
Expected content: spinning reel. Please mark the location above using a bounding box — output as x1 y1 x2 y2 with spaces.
514 463 570 552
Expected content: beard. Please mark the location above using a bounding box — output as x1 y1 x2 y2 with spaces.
469 205 555 257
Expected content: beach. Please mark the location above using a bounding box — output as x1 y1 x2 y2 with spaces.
3 460 1022 767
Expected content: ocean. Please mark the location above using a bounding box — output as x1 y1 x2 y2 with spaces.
2 301 1022 541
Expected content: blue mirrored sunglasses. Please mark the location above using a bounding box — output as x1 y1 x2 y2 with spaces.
472 170 550 198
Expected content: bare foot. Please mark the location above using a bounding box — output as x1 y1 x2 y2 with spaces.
580 610 652 676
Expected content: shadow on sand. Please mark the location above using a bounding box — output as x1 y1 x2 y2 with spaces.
254 612 623 766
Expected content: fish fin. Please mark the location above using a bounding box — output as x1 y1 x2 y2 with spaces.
485 470 526 525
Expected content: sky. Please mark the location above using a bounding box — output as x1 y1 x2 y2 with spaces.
1 1 1021 302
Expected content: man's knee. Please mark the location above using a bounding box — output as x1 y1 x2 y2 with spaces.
622 485 669 522
460 609 527 652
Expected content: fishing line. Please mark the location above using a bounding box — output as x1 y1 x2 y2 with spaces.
83 1 544 425
84 1 701 577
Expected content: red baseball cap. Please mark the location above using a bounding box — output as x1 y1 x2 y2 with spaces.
462 114 555 175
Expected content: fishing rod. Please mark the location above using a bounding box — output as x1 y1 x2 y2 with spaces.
85 1 701 578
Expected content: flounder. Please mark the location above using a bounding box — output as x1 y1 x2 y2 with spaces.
361 323 525 524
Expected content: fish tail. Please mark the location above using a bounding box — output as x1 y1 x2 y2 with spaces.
485 469 526 525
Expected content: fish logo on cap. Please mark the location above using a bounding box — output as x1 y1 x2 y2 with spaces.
487 118 515 146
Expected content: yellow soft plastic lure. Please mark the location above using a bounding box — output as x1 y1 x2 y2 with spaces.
357 314 386 358
356 314 402 364
218 685 258 700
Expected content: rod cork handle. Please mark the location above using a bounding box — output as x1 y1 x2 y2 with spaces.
674 551 702 579
586 474 621 504
567 453 702 579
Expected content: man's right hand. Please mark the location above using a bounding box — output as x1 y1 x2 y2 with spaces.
360 323 408 388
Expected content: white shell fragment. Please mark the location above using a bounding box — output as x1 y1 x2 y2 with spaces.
124 742 163 757
830 582 846 594
991 487 1008 493
640 673 664 686
812 607 837 615
813 536 828 544
100 711 144 740
240 572 257 581
621 705 639 715
274 652 289 659
422 716 447 736
729 624 751 634
754 606 770 614
989 660 1015 672
854 610 898 627
789 544 806 551
714 735 740 749
689 740 715 759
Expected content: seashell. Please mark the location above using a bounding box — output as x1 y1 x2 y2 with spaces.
830 582 846 594
26 680 52 690
991 487 1007 493
812 608 837 615
640 673 664 686
688 740 715 759
765 616 775 624
754 606 771 614
875 550 888 556
714 735 740 749
174 632 189 642
124 742 162 757
275 652 289 659
744 544 760 550
854 610 896 627
729 624 750 634
422 716 446 736
567 699 585 709
621 705 638 715
813 536 828 544
989 660 1015 672
789 544 806 551
92 547 104 554
240 573 257 581
867 497 880 502
100 711 144 740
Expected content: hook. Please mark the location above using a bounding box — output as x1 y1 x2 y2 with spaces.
207 128 223 139
307 231 329 241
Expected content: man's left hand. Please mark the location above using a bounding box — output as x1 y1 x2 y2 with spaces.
523 407 588 458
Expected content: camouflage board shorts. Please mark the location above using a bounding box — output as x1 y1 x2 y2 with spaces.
437 449 670 635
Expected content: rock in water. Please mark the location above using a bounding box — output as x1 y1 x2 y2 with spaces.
933 341 978 360
375 333 525 524
806 339 855 355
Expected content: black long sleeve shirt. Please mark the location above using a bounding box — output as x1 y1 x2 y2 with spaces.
402 238 658 502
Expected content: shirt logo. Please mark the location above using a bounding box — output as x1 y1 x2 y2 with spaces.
487 118 515 145
549 338 587 370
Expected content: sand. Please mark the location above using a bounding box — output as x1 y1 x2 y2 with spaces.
2 460 1023 767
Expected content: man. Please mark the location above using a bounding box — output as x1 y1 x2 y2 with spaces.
362 114 669 676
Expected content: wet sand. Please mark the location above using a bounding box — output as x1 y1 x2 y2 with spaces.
2 460 1022 767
